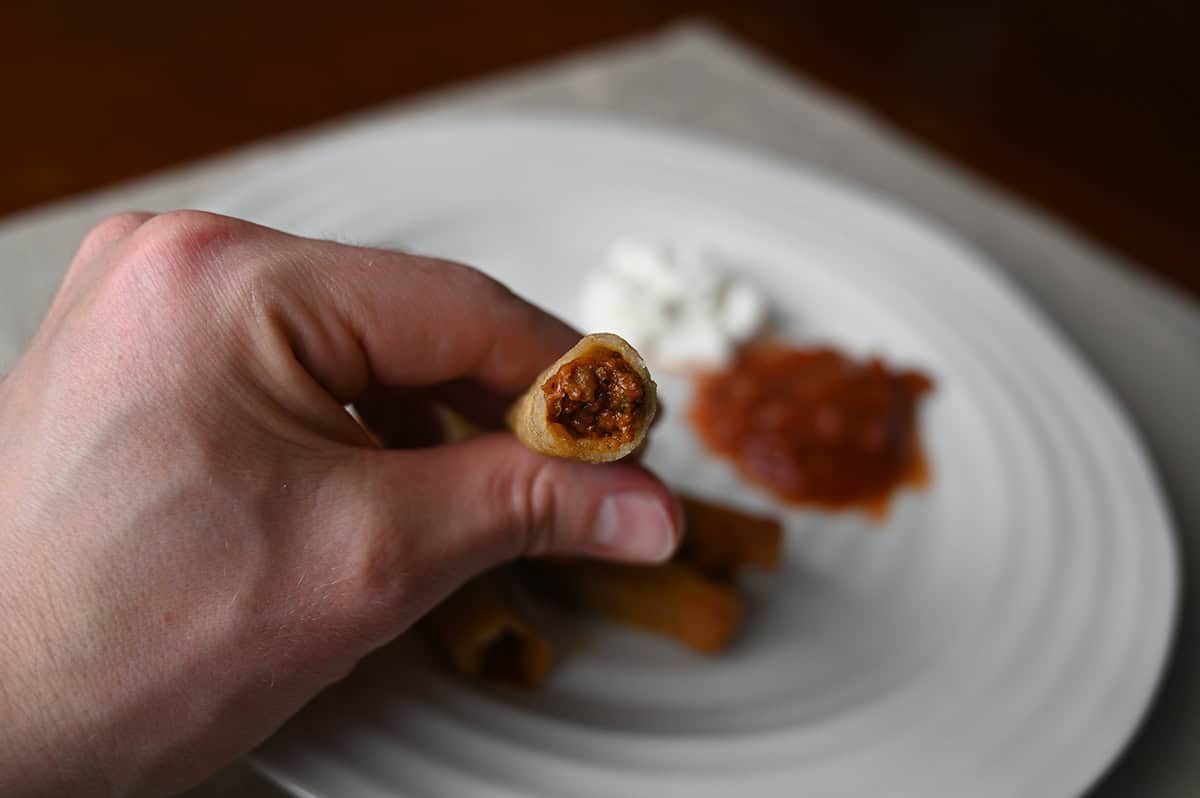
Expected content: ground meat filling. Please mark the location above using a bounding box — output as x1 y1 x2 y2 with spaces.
543 349 645 443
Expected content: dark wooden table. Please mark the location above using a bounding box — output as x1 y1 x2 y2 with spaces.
4 1 1197 297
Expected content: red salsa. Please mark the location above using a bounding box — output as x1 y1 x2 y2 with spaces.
690 346 932 516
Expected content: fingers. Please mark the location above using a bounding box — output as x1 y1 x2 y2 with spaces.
343 433 683 583
265 230 580 404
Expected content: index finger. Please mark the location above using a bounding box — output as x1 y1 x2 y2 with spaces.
253 223 580 403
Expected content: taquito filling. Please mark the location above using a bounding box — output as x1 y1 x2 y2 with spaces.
543 349 644 442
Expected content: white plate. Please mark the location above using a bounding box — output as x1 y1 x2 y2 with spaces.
207 116 1177 798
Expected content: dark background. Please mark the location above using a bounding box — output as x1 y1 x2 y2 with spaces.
4 1 1196 297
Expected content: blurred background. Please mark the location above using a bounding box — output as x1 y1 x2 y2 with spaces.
2 1 1196 297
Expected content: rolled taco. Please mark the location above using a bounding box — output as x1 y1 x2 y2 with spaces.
424 572 554 688
507 333 657 463
532 559 744 653
675 495 784 577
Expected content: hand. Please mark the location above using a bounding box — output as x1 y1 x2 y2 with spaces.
0 211 682 797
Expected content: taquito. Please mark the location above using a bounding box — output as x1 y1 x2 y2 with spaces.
508 333 657 463
535 560 744 653
425 573 554 688
677 495 784 577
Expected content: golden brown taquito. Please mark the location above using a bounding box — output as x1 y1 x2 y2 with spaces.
507 333 657 463
534 560 743 653
425 573 554 688
676 495 784 578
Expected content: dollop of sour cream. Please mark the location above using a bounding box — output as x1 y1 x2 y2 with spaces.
579 238 767 369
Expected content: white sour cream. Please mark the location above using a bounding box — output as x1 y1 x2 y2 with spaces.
578 238 767 370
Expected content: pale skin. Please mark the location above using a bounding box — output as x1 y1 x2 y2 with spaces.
0 211 682 797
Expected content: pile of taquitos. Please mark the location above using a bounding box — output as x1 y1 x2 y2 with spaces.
419 333 783 687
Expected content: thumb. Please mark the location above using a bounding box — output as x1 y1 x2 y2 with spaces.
345 432 683 581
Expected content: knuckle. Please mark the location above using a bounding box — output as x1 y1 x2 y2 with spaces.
442 259 511 303
115 211 251 293
134 210 245 265
85 212 259 352
76 211 155 259
475 270 517 307
448 262 521 333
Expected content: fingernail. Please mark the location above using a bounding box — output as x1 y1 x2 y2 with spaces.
593 493 678 562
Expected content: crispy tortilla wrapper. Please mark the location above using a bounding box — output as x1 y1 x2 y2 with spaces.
535 560 744 653
676 495 784 577
507 333 657 463
425 573 554 688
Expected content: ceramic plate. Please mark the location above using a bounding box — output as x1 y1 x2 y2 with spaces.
206 115 1177 798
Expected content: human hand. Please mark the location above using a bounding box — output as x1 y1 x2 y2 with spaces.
0 212 682 797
